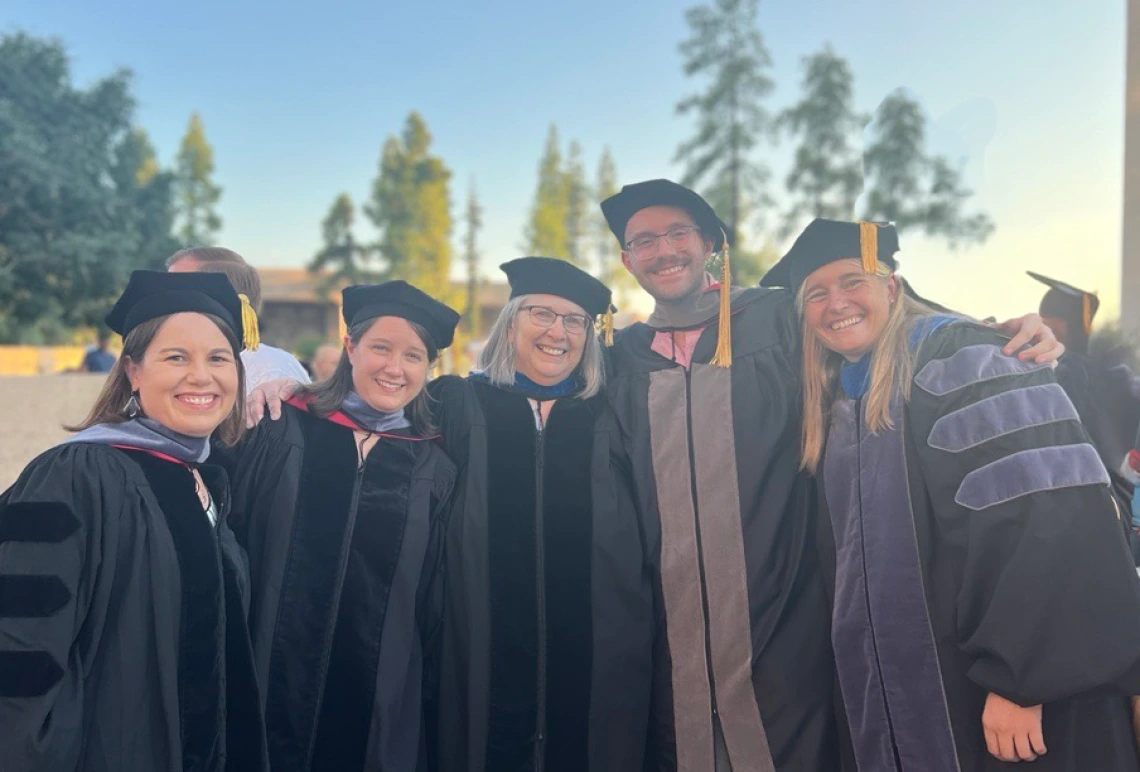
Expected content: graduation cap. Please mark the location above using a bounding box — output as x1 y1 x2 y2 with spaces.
500 257 617 344
1027 271 1099 338
341 280 460 351
761 219 900 292
599 179 734 366
600 179 730 252
106 270 259 350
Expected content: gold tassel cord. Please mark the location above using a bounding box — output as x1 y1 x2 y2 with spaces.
238 294 260 351
1082 293 1094 336
858 221 879 275
601 306 615 347
709 229 733 368
337 303 348 343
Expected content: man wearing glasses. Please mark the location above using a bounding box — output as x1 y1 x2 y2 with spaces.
599 179 1061 772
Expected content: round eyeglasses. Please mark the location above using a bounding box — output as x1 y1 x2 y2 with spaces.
624 225 701 260
521 305 591 334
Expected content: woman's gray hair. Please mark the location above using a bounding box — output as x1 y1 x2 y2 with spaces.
477 294 604 399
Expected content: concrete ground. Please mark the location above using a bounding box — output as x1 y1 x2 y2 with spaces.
0 375 108 490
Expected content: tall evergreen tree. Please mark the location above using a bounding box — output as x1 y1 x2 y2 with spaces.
174 112 223 245
674 0 773 241
463 181 484 337
564 140 589 267
112 128 179 267
592 147 638 301
366 112 454 302
524 125 570 259
309 193 374 292
861 89 994 248
778 45 864 236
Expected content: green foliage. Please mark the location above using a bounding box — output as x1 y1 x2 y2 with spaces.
524 125 572 260
777 45 864 236
309 193 375 292
463 182 484 336
592 146 639 303
861 89 994 248
174 112 223 245
113 128 179 268
293 334 325 362
365 112 454 303
0 32 173 343
564 141 589 267
674 0 774 239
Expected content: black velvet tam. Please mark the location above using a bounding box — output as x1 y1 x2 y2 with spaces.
106 270 245 340
500 257 613 318
341 280 460 350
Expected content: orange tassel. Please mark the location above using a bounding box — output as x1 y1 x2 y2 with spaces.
858 221 879 274
710 229 733 368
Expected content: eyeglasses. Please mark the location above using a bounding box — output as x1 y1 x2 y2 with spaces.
624 225 701 260
521 305 591 334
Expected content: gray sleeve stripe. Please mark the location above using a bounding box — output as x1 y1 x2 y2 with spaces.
955 443 1109 511
928 382 1080 453
915 344 1049 396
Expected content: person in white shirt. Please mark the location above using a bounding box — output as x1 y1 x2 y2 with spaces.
168 246 311 393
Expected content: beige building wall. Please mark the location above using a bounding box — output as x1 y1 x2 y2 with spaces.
1124 0 1140 331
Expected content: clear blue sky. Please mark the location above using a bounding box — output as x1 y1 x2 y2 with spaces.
3 0 1127 320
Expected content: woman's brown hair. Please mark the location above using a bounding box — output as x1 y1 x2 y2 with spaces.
69 313 247 446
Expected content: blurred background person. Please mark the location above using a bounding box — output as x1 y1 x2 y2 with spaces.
79 328 116 373
168 246 311 392
311 342 342 382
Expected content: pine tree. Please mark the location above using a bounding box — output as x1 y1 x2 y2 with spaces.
861 90 994 248
309 193 374 292
592 147 638 303
564 140 590 267
174 112 223 245
365 112 454 302
463 181 484 337
112 128 179 268
524 125 570 259
778 45 864 236
674 0 774 241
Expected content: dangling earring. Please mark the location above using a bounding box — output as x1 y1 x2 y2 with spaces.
124 390 141 418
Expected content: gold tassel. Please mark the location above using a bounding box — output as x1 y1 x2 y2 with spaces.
337 303 348 342
238 294 260 351
858 221 879 274
1083 293 1094 336
710 229 733 368
602 305 615 347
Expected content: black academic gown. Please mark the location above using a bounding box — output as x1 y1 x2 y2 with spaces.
1055 351 1140 515
429 375 654 772
230 401 456 772
818 321 1140 771
606 287 839 772
0 443 268 772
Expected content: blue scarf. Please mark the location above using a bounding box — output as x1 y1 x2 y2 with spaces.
340 390 412 433
839 315 960 399
470 371 581 400
64 416 210 464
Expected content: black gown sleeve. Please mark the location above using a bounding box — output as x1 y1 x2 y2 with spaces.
907 324 1140 706
0 445 129 771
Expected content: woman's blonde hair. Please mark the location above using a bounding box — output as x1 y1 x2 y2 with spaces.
798 266 941 472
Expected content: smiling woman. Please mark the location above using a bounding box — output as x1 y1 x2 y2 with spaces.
228 280 461 772
0 270 268 772
771 218 1140 771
